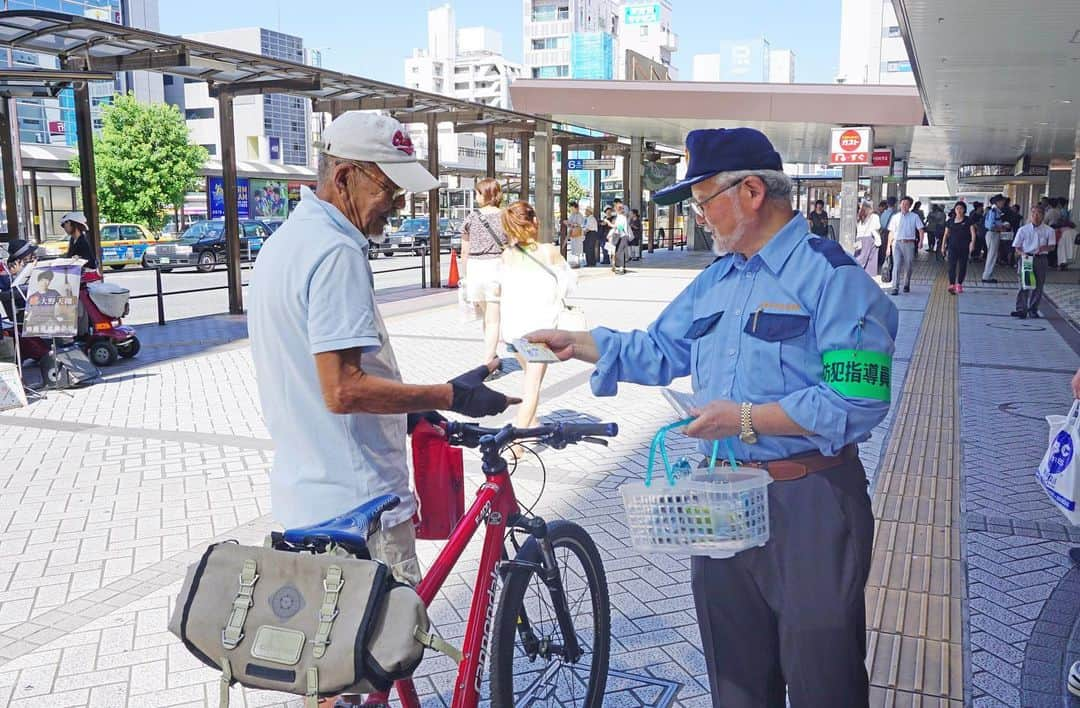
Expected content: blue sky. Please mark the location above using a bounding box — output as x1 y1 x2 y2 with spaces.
160 0 841 84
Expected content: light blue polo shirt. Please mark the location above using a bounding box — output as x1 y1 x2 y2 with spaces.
248 187 415 530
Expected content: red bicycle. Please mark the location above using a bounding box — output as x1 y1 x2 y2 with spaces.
282 419 618 707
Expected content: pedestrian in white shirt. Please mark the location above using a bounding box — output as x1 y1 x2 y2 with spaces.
1010 205 1055 319
854 200 882 277
565 199 586 267
248 112 519 599
885 196 925 295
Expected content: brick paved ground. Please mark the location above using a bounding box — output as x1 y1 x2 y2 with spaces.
0 248 1076 706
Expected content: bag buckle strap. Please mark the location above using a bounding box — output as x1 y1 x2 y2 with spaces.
219 656 232 708
414 626 463 664
221 559 258 650
311 565 343 659
305 666 319 708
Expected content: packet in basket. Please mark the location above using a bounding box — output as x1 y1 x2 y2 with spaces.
620 417 772 558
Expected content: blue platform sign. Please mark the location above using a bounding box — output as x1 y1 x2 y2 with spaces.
567 159 584 170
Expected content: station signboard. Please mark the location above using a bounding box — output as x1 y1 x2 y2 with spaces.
829 127 873 166
567 158 616 170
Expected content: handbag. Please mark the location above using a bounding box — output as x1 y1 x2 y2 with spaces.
169 542 436 707
515 245 588 331
881 254 894 284
1037 401 1080 524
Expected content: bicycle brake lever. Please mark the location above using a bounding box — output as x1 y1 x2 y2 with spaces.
580 436 609 447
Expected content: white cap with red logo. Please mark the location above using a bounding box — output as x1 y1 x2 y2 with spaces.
320 111 439 193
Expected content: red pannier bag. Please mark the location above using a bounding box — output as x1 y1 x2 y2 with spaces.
410 418 465 540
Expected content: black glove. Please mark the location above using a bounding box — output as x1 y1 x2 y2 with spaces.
448 364 511 418
407 410 447 434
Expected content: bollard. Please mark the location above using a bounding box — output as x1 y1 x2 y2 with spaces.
155 265 166 326
420 247 427 289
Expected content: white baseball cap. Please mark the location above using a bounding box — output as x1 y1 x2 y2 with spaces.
59 211 88 229
320 112 440 193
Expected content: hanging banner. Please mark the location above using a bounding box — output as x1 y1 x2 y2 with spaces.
829 127 873 166
207 176 249 219
249 179 289 218
22 259 82 338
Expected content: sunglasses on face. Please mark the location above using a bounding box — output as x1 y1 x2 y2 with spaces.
689 177 745 217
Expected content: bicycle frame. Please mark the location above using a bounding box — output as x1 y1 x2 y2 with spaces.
391 468 520 708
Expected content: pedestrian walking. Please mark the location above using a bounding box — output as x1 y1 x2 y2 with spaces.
565 199 586 267
498 200 573 433
885 196 925 295
926 203 946 258
942 201 976 294
598 205 614 265
629 208 644 260
878 196 897 271
527 126 898 708
854 200 881 277
808 199 829 237
970 201 986 261
1011 204 1055 319
247 112 517 610
611 202 631 273
982 194 1007 282
461 177 508 365
582 206 599 266
1003 199 1021 267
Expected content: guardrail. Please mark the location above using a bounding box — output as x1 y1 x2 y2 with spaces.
649 227 686 252
124 245 449 326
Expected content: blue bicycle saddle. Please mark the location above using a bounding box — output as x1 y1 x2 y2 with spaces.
281 494 400 551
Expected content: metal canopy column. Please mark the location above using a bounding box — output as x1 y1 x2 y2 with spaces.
629 137 643 212
485 124 496 178
839 165 859 252
1069 159 1080 220
519 132 530 202
29 169 40 242
0 98 18 242
426 113 441 288
592 146 602 211
558 140 568 256
534 123 553 243
217 90 243 313
73 80 101 267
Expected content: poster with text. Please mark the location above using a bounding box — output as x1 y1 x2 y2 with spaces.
22 260 82 338
249 179 289 218
207 176 250 219
287 182 309 213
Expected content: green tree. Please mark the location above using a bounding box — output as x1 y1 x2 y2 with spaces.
567 174 589 205
71 93 207 232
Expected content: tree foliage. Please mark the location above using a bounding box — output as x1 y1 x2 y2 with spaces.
70 93 207 232
567 174 589 205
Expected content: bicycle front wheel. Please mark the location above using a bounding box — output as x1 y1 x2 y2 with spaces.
489 520 610 707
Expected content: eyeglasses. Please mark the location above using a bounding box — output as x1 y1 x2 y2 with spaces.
349 161 406 200
689 177 745 217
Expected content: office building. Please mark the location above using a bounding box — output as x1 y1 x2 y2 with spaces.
693 38 796 83
0 0 163 146
837 0 914 85
164 27 311 167
522 0 622 80
616 2 677 79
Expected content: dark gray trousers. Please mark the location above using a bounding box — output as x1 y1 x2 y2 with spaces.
690 459 874 708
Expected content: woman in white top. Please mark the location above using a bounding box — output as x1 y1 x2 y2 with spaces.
460 178 507 364
499 200 574 430
854 201 882 278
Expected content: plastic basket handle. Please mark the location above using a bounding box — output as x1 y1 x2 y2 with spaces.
645 417 740 488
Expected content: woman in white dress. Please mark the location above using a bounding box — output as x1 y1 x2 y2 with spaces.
499 201 574 430
854 201 882 278
460 178 507 364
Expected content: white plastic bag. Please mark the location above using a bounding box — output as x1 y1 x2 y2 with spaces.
1037 400 1080 525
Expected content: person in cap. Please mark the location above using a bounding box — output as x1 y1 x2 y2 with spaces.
526 127 898 707
1 239 35 320
60 211 97 271
247 112 519 602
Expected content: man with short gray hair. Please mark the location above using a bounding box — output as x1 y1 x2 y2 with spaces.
528 127 898 707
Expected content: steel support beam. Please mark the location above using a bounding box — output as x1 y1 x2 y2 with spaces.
29 169 40 242
0 98 18 242
667 204 675 251
426 113 441 288
559 141 569 257
217 91 244 314
73 82 100 266
629 137 643 212
209 77 322 98
86 46 189 72
534 123 553 244
647 200 656 254
395 110 483 125
519 133 531 202
839 165 860 252
592 146 602 212
485 125 496 178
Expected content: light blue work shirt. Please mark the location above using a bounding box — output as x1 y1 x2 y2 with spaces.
985 206 1002 232
249 186 415 530
590 213 899 462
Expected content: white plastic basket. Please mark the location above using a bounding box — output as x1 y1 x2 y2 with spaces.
621 468 772 558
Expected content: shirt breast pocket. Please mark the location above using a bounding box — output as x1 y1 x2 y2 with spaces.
743 312 812 396
684 309 723 391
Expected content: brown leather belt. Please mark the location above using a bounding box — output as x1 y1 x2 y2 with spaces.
733 444 859 482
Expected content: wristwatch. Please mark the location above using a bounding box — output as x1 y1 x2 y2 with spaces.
739 402 758 444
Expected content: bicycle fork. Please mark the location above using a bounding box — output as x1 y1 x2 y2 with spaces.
506 515 584 664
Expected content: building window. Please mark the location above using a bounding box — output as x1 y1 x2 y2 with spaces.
886 25 901 38
532 65 569 78
200 143 217 156
163 74 174 86
640 25 649 36
185 107 214 120
531 37 568 50
531 4 569 21
886 60 911 73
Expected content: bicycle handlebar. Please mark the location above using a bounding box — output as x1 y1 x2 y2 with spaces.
445 420 619 450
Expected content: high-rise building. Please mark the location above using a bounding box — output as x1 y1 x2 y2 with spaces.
164 28 312 167
522 0 621 80
693 38 794 83
0 0 163 146
616 2 677 79
837 0 914 85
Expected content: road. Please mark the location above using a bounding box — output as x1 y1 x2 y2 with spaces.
106 251 454 325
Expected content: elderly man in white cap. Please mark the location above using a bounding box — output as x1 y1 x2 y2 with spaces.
249 113 517 617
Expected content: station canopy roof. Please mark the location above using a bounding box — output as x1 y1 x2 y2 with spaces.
511 79 927 165
0 10 615 143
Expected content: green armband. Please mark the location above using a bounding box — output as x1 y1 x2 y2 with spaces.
821 349 892 401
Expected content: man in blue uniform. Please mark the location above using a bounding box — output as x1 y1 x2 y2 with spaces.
528 128 898 707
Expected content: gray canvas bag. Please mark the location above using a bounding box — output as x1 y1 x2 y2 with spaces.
168 541 443 707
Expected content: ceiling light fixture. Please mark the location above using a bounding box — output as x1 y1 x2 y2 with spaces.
1061 99 1073 104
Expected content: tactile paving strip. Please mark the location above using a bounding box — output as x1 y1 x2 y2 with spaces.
865 274 965 703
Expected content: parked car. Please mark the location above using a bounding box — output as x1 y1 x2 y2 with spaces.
142 219 270 272
388 217 463 256
99 223 174 270
262 218 287 233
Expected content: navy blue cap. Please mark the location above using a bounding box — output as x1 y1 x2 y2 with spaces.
653 128 783 206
